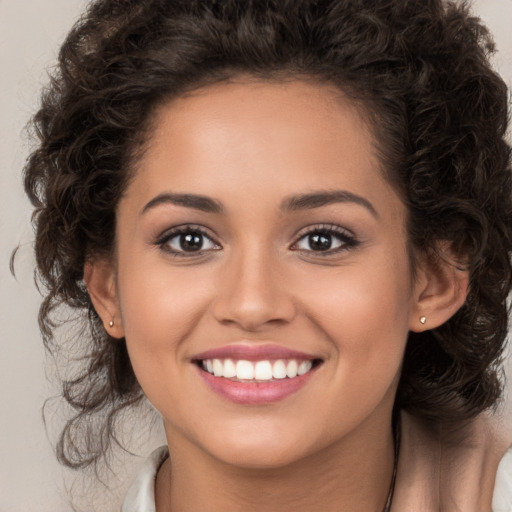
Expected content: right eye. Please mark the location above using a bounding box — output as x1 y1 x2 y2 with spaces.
157 226 220 255
290 224 359 256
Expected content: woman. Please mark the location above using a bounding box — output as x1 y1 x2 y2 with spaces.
23 0 512 510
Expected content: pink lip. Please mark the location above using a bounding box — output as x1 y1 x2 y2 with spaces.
196 365 318 405
193 343 322 405
193 343 317 362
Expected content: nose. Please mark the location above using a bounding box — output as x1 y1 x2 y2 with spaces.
212 247 296 332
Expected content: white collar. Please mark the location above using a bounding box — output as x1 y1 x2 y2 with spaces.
121 445 168 512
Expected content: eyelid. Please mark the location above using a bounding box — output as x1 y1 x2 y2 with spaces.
290 223 358 253
293 222 354 237
155 224 222 255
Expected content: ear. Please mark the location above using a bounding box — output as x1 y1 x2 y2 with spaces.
409 247 469 333
83 258 125 339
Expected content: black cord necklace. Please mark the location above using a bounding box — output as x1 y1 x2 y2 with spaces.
382 417 401 512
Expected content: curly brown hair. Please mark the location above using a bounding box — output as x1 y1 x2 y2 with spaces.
24 0 512 469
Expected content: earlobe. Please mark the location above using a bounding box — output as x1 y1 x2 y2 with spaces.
83 259 125 338
410 250 469 333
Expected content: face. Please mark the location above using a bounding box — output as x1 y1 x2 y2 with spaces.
99 79 424 468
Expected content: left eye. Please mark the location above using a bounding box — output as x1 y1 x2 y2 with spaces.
293 229 353 252
161 229 219 253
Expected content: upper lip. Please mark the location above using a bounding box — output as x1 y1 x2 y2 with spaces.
193 343 319 362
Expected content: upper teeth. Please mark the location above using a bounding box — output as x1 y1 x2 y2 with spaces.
202 359 313 380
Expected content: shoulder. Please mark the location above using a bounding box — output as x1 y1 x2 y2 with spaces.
121 446 169 512
493 447 512 512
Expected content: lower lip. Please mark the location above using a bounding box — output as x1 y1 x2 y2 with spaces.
196 365 318 405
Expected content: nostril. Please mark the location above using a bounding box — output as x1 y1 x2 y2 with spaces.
212 298 297 331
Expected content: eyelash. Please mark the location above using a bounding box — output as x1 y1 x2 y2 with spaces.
155 223 358 257
290 224 359 256
155 225 221 257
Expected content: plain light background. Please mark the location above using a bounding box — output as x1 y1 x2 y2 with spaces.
1 1 511 510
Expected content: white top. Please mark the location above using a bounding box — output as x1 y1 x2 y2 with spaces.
121 446 512 512
122 446 169 512
495 450 512 511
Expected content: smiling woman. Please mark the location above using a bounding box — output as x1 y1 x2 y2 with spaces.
22 0 512 511
87 83 417 502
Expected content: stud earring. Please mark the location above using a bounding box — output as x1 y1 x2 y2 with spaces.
420 316 426 325
109 320 114 328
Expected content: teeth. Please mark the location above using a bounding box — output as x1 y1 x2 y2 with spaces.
212 359 223 377
201 358 316 380
297 360 313 375
254 361 273 380
236 360 254 380
286 360 298 378
272 360 287 379
223 359 237 378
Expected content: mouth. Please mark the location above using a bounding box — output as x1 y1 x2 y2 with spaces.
196 357 322 382
192 344 324 404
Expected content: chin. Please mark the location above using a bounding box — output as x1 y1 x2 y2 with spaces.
194 421 325 471
214 443 309 471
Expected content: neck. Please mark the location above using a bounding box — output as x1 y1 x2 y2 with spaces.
156 418 395 512
391 411 509 511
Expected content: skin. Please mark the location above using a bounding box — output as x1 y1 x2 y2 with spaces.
86 78 468 511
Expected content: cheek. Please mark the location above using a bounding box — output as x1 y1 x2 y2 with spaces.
307 267 412 426
118 258 209 333
114 253 216 392
115 265 215 416
296 254 413 368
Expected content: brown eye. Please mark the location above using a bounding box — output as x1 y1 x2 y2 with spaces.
295 230 345 252
307 233 333 251
291 225 359 255
160 227 220 254
178 232 204 251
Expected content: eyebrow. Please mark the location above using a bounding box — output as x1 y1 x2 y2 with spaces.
141 189 378 217
141 193 224 215
281 190 378 217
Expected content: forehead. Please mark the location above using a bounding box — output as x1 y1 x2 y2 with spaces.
158 77 368 134
120 78 406 233
133 79 384 192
